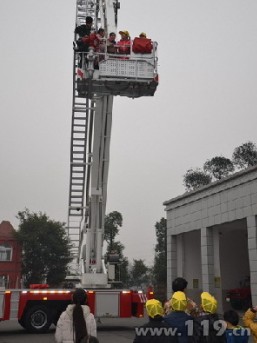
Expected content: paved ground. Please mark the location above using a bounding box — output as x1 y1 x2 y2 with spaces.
0 316 254 343
0 317 147 343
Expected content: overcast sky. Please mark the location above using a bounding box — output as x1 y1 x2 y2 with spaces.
1 1 257 266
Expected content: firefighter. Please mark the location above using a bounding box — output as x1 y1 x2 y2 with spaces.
117 30 131 55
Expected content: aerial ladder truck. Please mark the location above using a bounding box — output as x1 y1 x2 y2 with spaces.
0 0 158 333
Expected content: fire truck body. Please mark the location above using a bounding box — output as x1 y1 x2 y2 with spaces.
0 286 150 332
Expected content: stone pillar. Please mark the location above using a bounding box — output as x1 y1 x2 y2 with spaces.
213 229 223 310
167 235 177 297
247 215 257 305
177 234 184 277
201 227 214 293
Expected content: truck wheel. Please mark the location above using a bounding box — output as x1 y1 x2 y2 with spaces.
24 305 52 333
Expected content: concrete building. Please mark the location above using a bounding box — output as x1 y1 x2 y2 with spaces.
164 165 257 312
0 221 22 288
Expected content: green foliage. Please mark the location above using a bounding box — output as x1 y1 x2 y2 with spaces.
129 259 149 287
203 156 234 180
118 257 129 286
105 240 124 256
104 211 129 286
15 209 72 287
183 168 212 191
153 218 167 301
104 211 123 249
232 141 257 169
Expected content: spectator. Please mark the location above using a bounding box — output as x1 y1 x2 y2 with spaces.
95 28 106 58
164 291 196 343
133 299 178 343
107 32 117 54
195 292 225 343
88 28 106 65
171 277 198 316
55 288 97 343
243 305 257 343
224 310 249 343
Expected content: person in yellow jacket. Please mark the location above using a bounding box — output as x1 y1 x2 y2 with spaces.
243 305 257 343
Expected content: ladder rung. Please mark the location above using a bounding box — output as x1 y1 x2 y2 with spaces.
73 124 86 127
73 117 87 120
72 138 86 141
73 105 94 110
75 102 87 106
71 163 86 167
73 109 88 113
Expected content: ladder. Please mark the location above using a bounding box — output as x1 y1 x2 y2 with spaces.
67 0 100 269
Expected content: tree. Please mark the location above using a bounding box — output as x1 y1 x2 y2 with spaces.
15 209 72 287
153 218 167 301
104 211 123 251
203 156 234 180
183 168 212 191
104 211 129 286
129 259 149 288
232 141 257 169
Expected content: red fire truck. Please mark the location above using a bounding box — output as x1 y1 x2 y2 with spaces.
0 284 152 332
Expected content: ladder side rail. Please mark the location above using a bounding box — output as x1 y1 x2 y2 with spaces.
96 95 114 271
85 101 95 206
84 97 105 273
93 96 109 272
67 0 99 273
100 95 113 217
78 99 95 268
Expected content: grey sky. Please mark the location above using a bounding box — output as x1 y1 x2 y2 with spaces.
1 1 257 265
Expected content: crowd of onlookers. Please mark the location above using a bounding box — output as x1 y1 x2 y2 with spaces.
53 277 257 342
134 277 257 343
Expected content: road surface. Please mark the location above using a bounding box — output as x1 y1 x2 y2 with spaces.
0 317 147 343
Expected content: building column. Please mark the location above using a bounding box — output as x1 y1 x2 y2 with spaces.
213 229 223 310
167 235 177 297
177 234 184 277
247 216 257 305
201 227 214 293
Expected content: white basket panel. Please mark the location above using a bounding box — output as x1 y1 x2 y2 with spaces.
99 59 154 79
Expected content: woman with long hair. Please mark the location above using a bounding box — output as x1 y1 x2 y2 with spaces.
55 288 97 343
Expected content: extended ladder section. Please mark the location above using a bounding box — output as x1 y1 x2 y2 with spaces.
67 97 94 262
67 0 116 282
67 0 100 272
67 0 158 284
